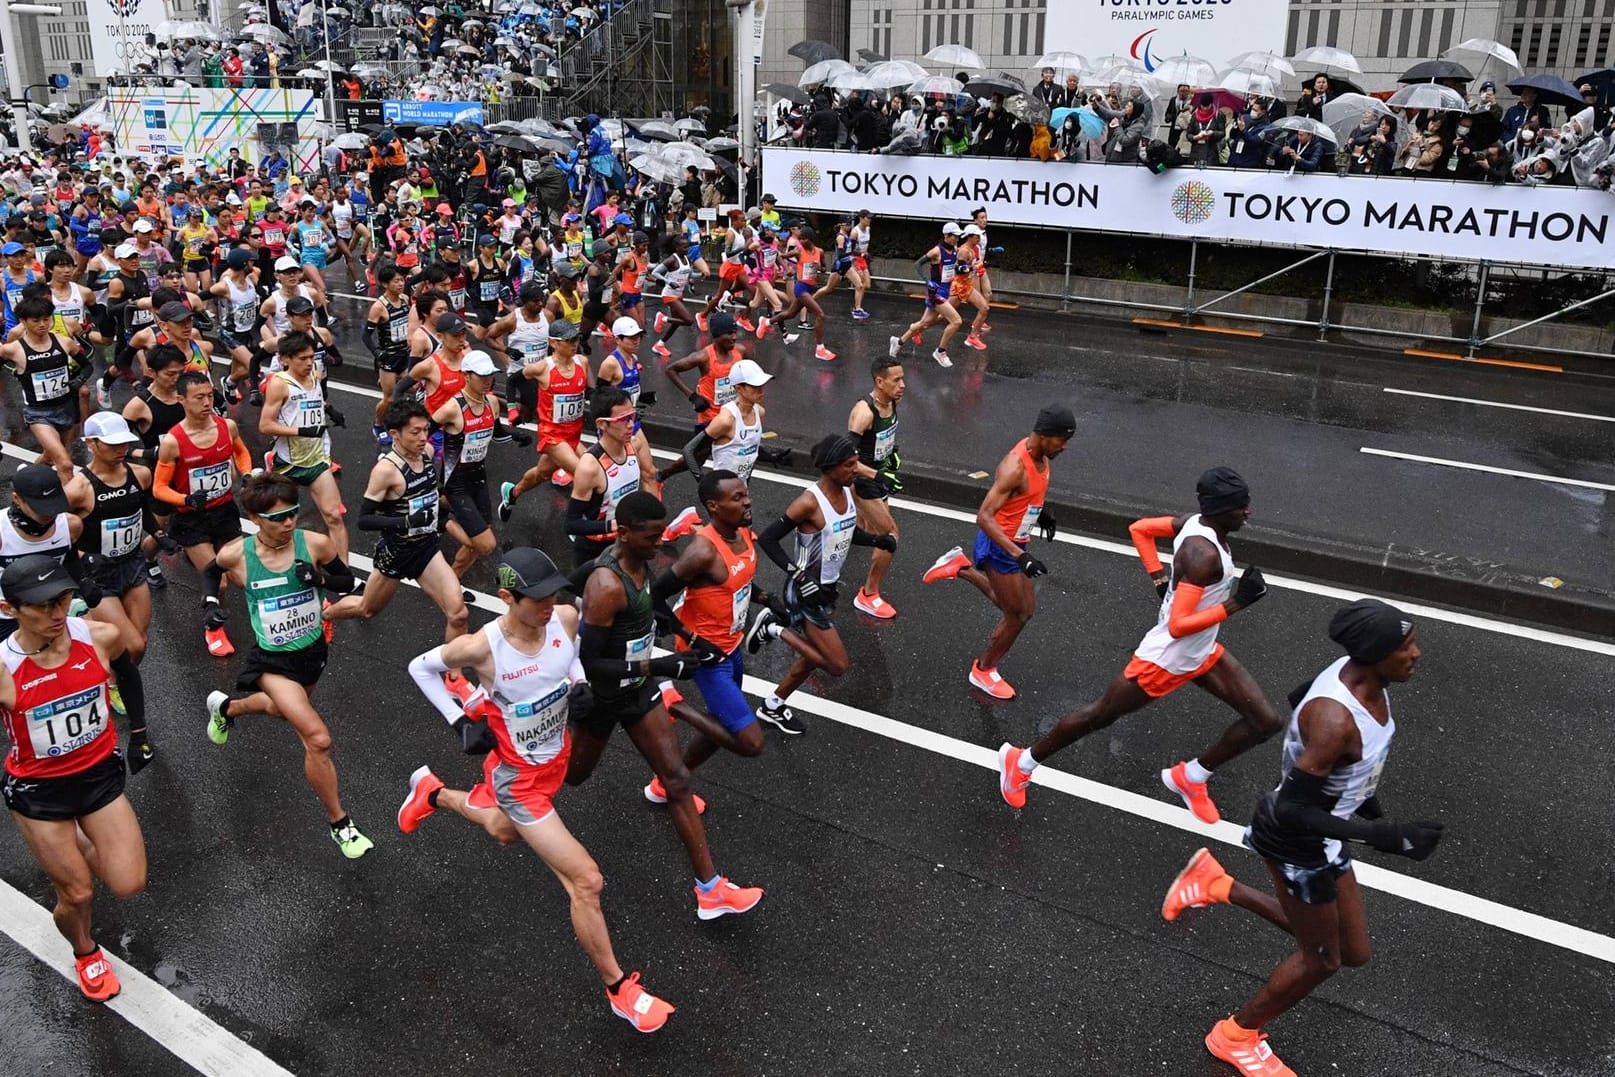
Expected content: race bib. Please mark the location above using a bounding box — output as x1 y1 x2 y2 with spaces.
939 262 956 283
389 314 410 343
1014 503 1043 542
714 374 735 407
99 510 142 559
30 366 69 401
479 279 500 302
504 682 567 764
729 580 751 636
551 391 584 424
188 460 231 500
233 303 257 332
26 684 107 759
462 426 492 464
405 490 439 537
874 422 897 463
264 227 285 246
449 287 467 310
295 394 325 431
256 586 321 647
622 628 653 687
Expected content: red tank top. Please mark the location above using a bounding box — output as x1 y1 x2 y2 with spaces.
676 525 756 654
695 345 738 425
171 415 235 511
992 439 1050 544
622 252 645 294
3 619 114 779
539 359 588 440
425 352 466 416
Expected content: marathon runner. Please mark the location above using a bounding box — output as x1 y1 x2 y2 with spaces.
398 546 677 1033
996 467 1282 821
1 294 88 480
889 222 963 368
208 248 261 405
771 227 834 361
482 279 549 427
565 388 656 569
1163 599 1441 1077
259 330 349 560
120 343 187 590
203 471 371 858
0 554 146 1002
362 264 414 443
434 350 522 580
647 235 696 358
923 406 1073 699
679 359 768 484
499 318 589 518
846 357 903 620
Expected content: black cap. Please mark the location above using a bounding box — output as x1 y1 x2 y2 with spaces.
518 279 545 302
286 295 316 315
548 318 580 342
1196 466 1251 517
0 554 76 607
434 312 469 335
157 301 194 322
497 547 569 599
553 261 581 279
708 311 737 338
11 464 69 516
1033 404 1076 438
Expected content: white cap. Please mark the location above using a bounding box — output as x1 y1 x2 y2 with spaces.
728 358 772 387
941 221 961 235
114 241 138 259
226 191 242 204
610 315 644 337
132 218 155 232
961 224 983 237
274 255 300 272
461 349 497 376
82 412 141 445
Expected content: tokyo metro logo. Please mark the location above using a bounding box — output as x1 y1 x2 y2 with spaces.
789 160 821 198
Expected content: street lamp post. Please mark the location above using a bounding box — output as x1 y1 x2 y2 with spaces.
0 0 64 152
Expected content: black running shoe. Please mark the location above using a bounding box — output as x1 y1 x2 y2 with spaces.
755 700 805 735
744 607 778 655
144 561 166 589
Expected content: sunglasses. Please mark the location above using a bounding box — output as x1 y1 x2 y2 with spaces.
599 411 636 425
258 505 298 522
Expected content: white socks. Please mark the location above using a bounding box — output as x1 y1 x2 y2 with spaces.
1184 758 1213 785
1017 750 1038 775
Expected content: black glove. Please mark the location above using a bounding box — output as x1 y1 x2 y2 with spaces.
686 636 726 667
789 567 821 602
511 427 533 446
1233 565 1268 609
639 390 657 407
297 424 327 439
184 490 212 511
1016 550 1047 578
689 392 711 414
1036 511 1057 543
77 573 104 610
1153 575 1170 600
452 715 496 755
203 601 227 630
567 679 594 717
872 532 898 553
1368 819 1445 862
326 405 347 428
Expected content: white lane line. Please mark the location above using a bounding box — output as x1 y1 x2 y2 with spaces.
0 882 295 1076
1361 446 1615 493
1384 387 1615 422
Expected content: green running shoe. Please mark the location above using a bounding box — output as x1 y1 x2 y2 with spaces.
205 690 231 746
331 820 374 859
108 685 126 716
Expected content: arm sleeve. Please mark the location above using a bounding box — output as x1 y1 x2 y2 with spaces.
358 496 407 532
756 514 797 573
231 434 253 476
578 620 640 680
407 647 465 724
564 496 612 537
1164 581 1229 639
850 527 881 547
1128 516 1176 573
1272 768 1381 843
201 558 227 602
152 458 186 506
681 428 713 477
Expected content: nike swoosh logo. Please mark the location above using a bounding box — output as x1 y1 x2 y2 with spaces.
35 572 52 581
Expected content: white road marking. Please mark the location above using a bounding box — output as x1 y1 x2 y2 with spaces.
1361 446 1615 493
1384 387 1615 422
0 882 295 1076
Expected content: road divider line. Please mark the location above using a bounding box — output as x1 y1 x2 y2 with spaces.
1383 388 1615 422
1361 446 1615 493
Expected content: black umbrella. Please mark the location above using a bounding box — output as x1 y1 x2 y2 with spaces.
1575 69 1615 107
1310 73 1365 97
1398 59 1474 83
1507 73 1586 110
965 74 1027 98
762 82 811 105
788 39 840 65
856 48 886 64
492 133 540 152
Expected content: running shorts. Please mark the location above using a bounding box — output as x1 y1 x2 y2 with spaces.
237 637 329 691
169 503 243 549
574 679 660 739
833 257 853 274
184 256 209 273
375 349 411 377
582 300 610 322
467 741 569 827
3 751 126 822
785 578 838 631
1243 828 1353 905
272 459 331 485
373 535 441 581
538 425 582 454
719 261 746 284
445 473 493 537
793 280 813 298
86 555 147 599
1123 643 1225 699
619 292 643 310
691 650 754 734
23 399 79 432
972 531 1025 576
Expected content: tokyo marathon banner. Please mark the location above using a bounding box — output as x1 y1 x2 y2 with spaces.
1044 0 1289 78
763 148 1615 271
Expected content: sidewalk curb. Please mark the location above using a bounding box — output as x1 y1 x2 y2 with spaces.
640 413 1615 638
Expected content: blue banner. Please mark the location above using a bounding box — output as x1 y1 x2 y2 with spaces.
381 100 485 126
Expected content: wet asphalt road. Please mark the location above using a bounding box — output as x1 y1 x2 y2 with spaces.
0 271 1613 1075
1 381 1613 1075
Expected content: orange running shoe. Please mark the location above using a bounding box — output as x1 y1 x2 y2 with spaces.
443 670 474 704
964 334 987 351
608 972 675 1033
551 468 573 488
1161 847 1230 922
695 876 764 920
970 661 1015 700
1162 761 1221 824
75 946 120 1002
660 682 684 711
643 775 706 815
853 590 896 619
734 315 756 333
997 742 1032 808
661 506 702 542
321 599 335 643
204 625 235 657
923 546 969 584
397 765 444 833
1205 1017 1296 1076
652 340 672 357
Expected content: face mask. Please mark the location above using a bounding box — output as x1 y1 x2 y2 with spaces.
8 504 50 536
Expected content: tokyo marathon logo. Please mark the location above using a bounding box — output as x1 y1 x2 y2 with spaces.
1169 180 1215 224
789 160 821 198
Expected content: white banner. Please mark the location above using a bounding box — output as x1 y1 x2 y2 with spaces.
85 0 168 81
763 148 1615 271
1045 0 1288 80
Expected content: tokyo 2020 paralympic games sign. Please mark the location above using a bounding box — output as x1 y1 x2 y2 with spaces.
764 148 1615 271
1044 0 1289 80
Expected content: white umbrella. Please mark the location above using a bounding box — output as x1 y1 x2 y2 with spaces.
1035 50 1087 74
296 67 325 78
1291 46 1362 75
628 154 685 184
925 44 983 70
705 136 739 152
1386 81 1467 112
865 60 928 89
1215 68 1278 98
352 62 390 77
334 132 370 150
419 5 439 13
908 75 965 98
1270 116 1336 143
674 117 706 135
570 6 595 16
1321 94 1393 145
1149 53 1218 88
657 142 716 170
829 69 875 92
799 58 853 86
460 17 484 28
1226 50 1294 79
238 23 291 44
1445 38 1520 73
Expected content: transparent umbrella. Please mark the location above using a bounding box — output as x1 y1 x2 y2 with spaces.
657 142 717 170
908 75 965 98
238 23 291 44
1445 37 1520 72
674 117 706 135
865 60 928 89
1292 46 1363 74
628 155 686 184
1270 116 1337 143
352 62 390 78
334 132 370 150
1150 53 1219 88
1035 50 1087 74
633 119 680 141
1386 81 1467 111
705 136 740 152
1321 94 1393 144
925 44 984 70
1215 68 1277 98
829 69 876 93
1226 50 1294 79
799 58 853 86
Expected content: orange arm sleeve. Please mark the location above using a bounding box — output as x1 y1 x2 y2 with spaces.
152 459 186 506
232 434 253 476
1166 581 1229 639
1129 516 1176 574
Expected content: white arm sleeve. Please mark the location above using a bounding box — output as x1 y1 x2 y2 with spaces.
408 647 463 725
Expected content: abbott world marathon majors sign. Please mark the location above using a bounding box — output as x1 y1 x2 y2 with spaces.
1044 0 1288 82
763 149 1614 271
